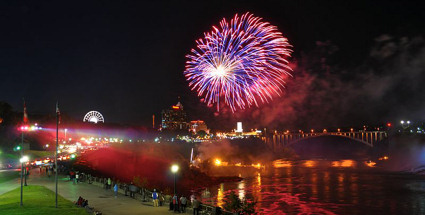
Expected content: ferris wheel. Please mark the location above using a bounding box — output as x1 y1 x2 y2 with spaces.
83 111 104 123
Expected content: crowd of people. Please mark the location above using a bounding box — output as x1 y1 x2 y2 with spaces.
169 193 202 214
65 170 207 214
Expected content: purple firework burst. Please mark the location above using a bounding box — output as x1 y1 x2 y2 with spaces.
184 12 293 112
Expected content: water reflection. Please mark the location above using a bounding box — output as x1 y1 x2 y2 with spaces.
238 180 245 200
217 183 224 207
202 159 425 214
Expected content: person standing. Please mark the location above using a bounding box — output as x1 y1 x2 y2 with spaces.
152 189 159 207
159 191 165 206
114 183 118 198
47 166 51 178
173 194 178 213
124 183 129 196
107 178 112 189
169 195 174 211
75 172 79 184
129 182 136 198
180 195 187 213
70 170 75 184
190 193 195 205
192 198 200 215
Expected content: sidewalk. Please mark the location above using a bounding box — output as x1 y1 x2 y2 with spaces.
0 168 175 215
0 170 22 195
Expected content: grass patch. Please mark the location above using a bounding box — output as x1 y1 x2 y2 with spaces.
0 170 20 183
0 185 88 215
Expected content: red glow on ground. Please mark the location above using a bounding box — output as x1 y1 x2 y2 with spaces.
75 143 221 195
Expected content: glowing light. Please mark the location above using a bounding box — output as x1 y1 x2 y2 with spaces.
340 160 355 167
379 156 389 160
273 159 292 168
171 164 179 173
252 163 262 169
215 159 222 166
332 160 356 167
365 160 376 167
20 156 29 163
184 12 293 112
304 160 316 167
236 122 243 133
83 111 105 123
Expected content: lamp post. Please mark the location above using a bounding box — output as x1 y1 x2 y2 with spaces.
19 155 29 206
20 128 24 206
171 164 179 195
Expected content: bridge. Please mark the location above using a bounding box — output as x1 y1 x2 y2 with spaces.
265 130 388 149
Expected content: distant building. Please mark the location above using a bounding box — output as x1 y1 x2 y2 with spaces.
236 122 243 133
190 120 210 134
161 102 188 130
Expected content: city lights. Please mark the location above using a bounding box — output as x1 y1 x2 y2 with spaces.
19 124 42 131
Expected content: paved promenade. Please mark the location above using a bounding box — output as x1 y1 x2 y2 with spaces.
0 168 176 215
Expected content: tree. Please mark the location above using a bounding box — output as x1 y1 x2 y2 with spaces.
223 191 256 214
0 102 13 126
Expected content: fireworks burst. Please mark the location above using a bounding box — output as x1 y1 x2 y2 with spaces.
184 12 293 112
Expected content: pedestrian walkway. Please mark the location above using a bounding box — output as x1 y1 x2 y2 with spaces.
0 168 174 215
0 170 22 195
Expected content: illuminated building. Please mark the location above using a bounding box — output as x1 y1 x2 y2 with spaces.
190 120 209 134
236 122 243 133
161 102 188 130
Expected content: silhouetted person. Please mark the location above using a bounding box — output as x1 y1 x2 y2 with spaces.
180 195 187 213
192 198 200 215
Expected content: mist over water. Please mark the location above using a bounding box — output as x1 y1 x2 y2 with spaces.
201 161 425 215
195 135 425 214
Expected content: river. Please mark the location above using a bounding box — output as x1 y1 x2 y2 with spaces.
197 160 425 215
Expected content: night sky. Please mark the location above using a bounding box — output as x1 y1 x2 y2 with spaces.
1 1 424 129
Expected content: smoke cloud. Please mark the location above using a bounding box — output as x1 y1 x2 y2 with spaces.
196 138 277 164
213 35 425 130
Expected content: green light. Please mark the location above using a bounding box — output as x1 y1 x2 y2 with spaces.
14 146 21 151
70 154 76 159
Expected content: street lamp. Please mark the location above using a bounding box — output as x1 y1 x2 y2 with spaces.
171 164 179 195
20 156 29 186
20 155 29 163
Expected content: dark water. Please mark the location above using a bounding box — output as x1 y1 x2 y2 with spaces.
198 160 425 215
